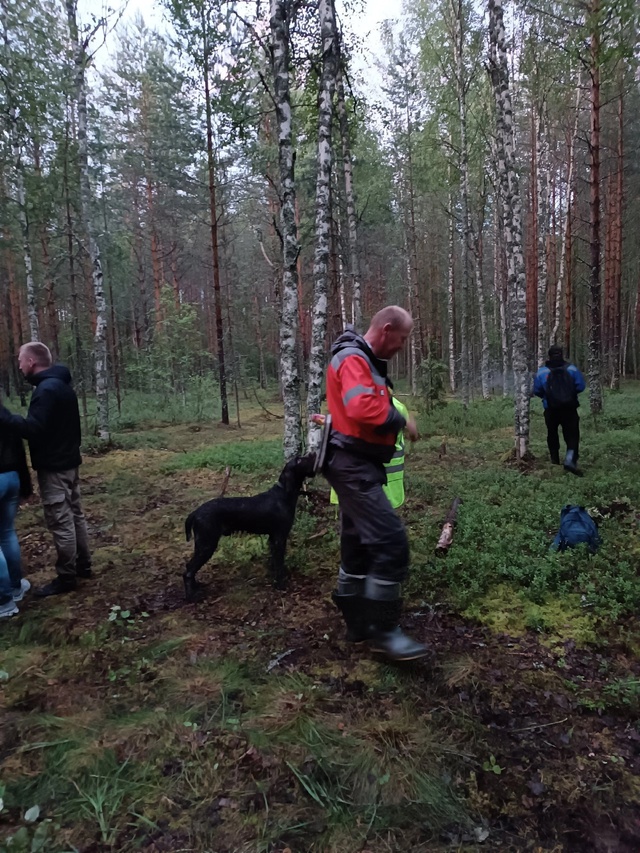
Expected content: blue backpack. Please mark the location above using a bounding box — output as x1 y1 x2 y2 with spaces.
551 505 600 553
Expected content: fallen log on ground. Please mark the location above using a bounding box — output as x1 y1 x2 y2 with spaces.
435 497 463 557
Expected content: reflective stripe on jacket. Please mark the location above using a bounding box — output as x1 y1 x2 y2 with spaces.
326 332 405 463
330 398 407 509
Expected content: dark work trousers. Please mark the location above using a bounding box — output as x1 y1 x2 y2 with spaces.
544 406 580 461
324 447 409 585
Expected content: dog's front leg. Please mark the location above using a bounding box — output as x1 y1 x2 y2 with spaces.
268 534 289 590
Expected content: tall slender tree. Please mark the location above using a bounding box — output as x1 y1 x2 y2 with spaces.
307 0 339 448
271 0 302 459
488 0 530 458
66 0 110 440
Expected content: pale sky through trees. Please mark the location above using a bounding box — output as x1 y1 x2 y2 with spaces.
76 0 400 93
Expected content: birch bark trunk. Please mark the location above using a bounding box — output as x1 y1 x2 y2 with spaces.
270 0 302 459
488 0 530 458
307 0 339 451
66 0 109 440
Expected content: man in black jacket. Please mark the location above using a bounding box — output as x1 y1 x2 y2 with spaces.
0 342 92 596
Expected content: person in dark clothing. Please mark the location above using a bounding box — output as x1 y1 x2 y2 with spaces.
533 345 586 474
0 342 92 596
319 306 428 662
0 424 32 617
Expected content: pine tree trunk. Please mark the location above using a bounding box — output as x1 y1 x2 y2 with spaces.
201 8 229 425
32 139 60 357
9 121 39 341
452 0 489 399
610 74 623 389
536 105 549 365
2 244 24 398
472 231 491 399
447 182 456 393
552 77 581 344
307 0 339 450
405 115 426 361
63 111 87 425
488 0 530 458
66 0 109 441
494 202 510 397
146 177 163 329
588 0 603 413
525 162 536 363
335 63 361 330
271 0 302 459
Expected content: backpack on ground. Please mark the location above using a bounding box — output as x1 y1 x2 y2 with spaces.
551 505 600 554
545 366 577 409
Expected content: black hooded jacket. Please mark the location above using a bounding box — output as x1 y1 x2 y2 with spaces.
0 432 32 497
0 365 82 472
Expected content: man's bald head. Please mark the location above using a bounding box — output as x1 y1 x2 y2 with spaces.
364 305 413 359
18 342 52 377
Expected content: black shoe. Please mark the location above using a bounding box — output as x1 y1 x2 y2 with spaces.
332 591 368 643
76 567 93 579
563 450 583 476
364 598 430 662
550 452 560 465
34 577 77 597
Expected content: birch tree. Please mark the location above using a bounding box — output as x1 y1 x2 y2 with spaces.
271 0 302 459
488 0 530 458
66 0 109 440
307 0 339 450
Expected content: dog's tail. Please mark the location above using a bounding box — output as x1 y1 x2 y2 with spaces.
185 511 195 542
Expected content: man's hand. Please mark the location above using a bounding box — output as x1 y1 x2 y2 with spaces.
310 413 326 426
405 415 419 442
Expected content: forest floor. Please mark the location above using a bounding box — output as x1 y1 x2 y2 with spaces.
2 388 640 852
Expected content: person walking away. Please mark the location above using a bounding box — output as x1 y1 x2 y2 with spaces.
0 422 33 617
533 345 586 474
321 306 428 662
0 342 92 596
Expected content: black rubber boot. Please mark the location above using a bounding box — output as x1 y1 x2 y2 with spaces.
364 598 429 662
332 591 368 643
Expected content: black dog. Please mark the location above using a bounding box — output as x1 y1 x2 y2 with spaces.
183 454 316 600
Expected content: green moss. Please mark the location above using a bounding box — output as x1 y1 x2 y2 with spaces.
464 583 597 645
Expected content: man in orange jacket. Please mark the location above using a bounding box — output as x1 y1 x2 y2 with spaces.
322 306 428 661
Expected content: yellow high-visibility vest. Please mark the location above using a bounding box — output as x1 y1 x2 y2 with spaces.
330 397 408 509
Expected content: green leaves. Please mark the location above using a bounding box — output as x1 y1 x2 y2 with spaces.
482 755 503 775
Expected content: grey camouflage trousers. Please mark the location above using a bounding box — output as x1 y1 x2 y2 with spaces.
37 469 91 581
